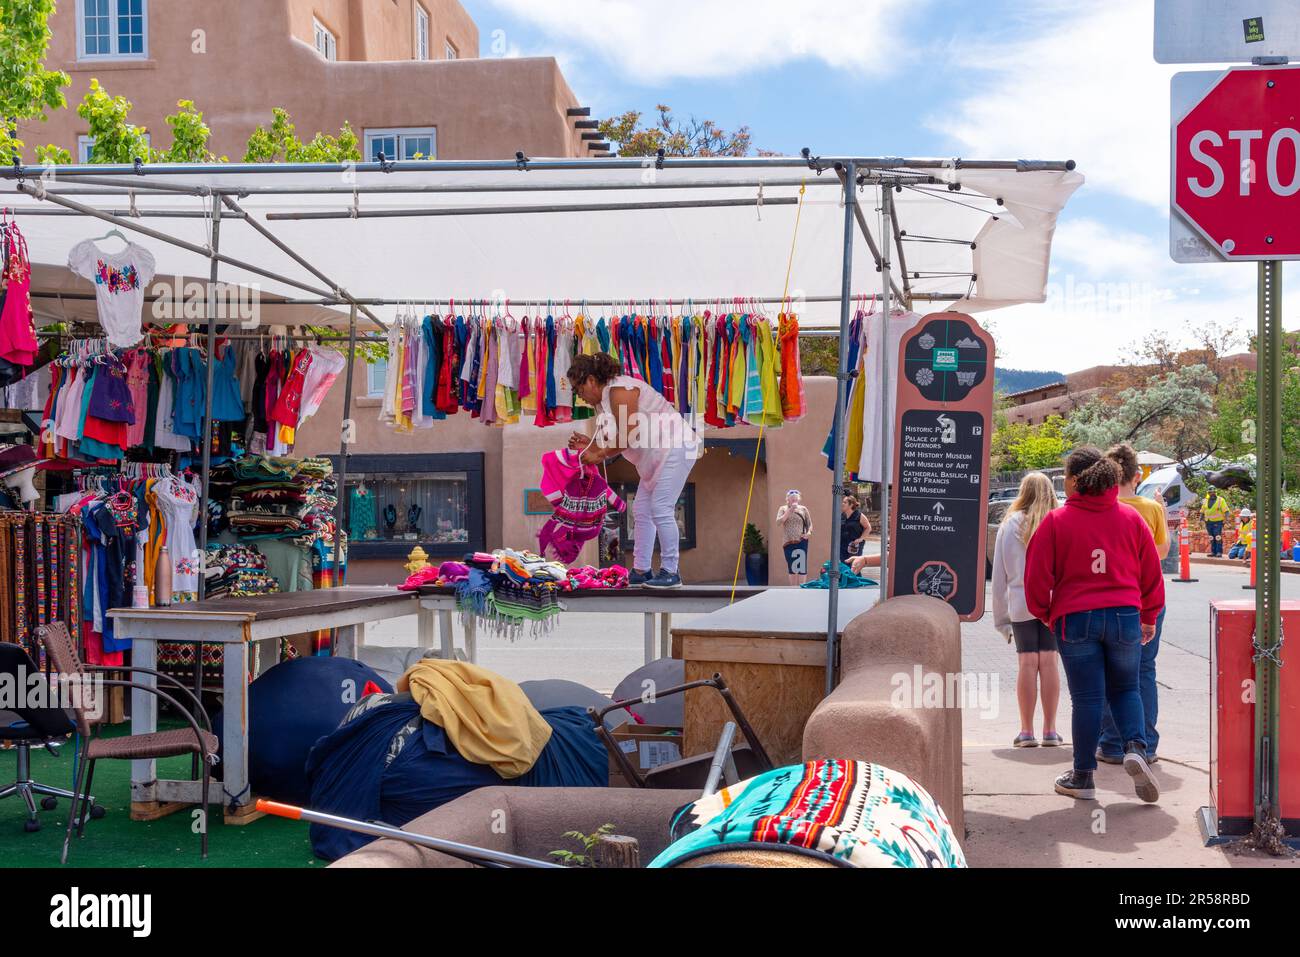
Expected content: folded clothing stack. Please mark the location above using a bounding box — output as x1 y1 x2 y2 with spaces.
456 548 571 640
203 542 281 599
212 454 340 545
396 560 470 592
568 564 629 589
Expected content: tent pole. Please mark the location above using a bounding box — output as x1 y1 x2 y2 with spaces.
877 185 896 605
196 194 223 600
220 194 388 333
825 160 857 696
333 302 359 615
13 182 337 300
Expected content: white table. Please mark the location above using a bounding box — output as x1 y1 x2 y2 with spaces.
108 587 423 822
417 584 768 665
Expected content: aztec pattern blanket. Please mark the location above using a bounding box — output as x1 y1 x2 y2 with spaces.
649 759 966 868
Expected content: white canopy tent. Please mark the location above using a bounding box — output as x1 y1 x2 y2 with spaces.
0 153 1084 688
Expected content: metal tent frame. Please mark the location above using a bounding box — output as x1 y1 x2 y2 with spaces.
2 151 1076 689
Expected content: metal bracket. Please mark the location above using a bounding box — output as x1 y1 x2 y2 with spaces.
1253 55 1289 65
133 157 144 175
655 147 665 170
800 147 826 175
377 152 396 174
515 150 530 172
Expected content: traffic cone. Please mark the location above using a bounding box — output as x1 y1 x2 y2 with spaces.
1242 540 1257 591
1284 513 1293 554
1173 519 1198 583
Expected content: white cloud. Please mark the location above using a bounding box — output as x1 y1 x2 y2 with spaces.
482 0 917 83
932 0 1178 209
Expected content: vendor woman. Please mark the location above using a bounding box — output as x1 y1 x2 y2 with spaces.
568 353 701 589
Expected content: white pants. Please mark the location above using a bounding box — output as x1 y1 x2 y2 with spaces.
632 444 693 574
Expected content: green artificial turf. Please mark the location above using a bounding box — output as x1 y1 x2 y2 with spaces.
0 721 321 868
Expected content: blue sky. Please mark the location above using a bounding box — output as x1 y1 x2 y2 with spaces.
461 0 1287 372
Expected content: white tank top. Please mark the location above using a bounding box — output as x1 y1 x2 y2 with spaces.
598 375 699 482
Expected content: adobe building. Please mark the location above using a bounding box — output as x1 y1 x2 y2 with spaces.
22 0 602 163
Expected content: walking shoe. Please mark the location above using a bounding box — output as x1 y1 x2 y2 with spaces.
1013 732 1038 748
628 568 653 586
1054 769 1096 800
1123 742 1160 803
1096 749 1124 765
1041 732 1065 747
644 569 683 589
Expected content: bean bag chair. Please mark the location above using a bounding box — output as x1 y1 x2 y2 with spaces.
214 656 392 807
519 678 632 729
304 695 607 861
649 759 966 868
612 658 685 727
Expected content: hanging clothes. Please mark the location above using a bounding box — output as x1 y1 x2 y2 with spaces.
857 309 923 483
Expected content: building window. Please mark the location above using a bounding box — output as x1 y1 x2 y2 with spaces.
78 133 150 164
365 127 436 162
366 359 387 397
444 39 458 60
415 5 430 60
313 17 337 61
77 0 148 59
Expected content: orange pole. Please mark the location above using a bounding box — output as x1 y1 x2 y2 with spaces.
1173 513 1198 583
1284 512 1292 554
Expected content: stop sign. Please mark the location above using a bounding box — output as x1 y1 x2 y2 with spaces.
1173 66 1300 259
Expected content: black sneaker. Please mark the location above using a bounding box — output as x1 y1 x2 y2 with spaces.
628 568 652 586
1123 742 1159 803
1054 769 1096 800
1096 749 1124 765
644 569 683 589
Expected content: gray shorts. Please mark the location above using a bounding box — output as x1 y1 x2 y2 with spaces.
1012 619 1058 654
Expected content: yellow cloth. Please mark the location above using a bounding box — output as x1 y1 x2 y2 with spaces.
1203 493 1229 522
1121 495 1169 550
399 659 552 779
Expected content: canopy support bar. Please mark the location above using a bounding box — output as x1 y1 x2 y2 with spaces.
333 301 359 608
825 160 857 696
196 193 222 600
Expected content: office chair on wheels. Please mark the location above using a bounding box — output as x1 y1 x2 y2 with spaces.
0 642 98 832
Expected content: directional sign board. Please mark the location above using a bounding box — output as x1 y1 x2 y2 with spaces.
1171 65 1300 262
888 314 995 621
1155 1 1300 64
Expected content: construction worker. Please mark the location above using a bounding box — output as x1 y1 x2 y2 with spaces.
1228 508 1254 561
1203 489 1230 557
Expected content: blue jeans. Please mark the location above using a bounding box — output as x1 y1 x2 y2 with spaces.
1055 607 1146 772
1098 606 1164 758
1206 520 1224 557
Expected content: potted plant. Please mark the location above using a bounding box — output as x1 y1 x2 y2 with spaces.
743 522 768 586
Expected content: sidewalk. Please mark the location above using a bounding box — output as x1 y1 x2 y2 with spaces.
958 608 1296 868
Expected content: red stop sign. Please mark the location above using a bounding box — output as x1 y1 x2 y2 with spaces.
1174 66 1300 259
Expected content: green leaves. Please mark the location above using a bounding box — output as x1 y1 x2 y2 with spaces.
0 0 69 161
243 107 360 163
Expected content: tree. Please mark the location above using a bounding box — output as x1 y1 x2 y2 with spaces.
1066 363 1217 461
243 107 359 163
0 0 69 161
598 104 751 157
991 414 1070 472
1212 367 1300 487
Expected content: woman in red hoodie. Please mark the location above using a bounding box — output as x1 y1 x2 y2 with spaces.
1024 446 1164 804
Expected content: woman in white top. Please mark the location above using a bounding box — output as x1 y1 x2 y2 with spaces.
568 352 700 589
991 471 1062 749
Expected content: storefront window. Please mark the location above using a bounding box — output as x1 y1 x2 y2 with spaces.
330 453 485 559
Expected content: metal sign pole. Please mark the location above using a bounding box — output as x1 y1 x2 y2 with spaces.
1254 259 1284 837
825 160 857 696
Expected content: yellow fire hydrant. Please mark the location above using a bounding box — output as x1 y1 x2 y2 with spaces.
404 546 431 575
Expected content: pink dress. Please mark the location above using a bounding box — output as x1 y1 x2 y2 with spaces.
125 349 150 446
0 225 37 366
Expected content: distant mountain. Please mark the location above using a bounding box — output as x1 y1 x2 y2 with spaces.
995 368 1066 395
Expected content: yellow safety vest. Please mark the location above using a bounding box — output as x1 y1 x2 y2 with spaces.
1204 494 1229 522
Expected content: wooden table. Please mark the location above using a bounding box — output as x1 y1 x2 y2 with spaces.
670 588 879 766
418 584 766 665
108 587 422 823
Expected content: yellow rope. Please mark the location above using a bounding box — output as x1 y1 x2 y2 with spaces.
729 181 807 602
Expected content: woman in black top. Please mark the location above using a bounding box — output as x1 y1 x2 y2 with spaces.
839 494 871 565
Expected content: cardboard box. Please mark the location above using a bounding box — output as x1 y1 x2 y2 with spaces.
606 723 683 786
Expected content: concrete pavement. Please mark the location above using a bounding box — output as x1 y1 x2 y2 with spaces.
961 563 1298 867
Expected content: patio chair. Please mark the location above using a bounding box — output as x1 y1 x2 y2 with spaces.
37 623 219 863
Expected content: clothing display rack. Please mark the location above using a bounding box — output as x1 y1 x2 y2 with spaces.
2 151 1078 694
